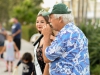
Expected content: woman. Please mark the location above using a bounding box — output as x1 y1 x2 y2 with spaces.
33 9 51 75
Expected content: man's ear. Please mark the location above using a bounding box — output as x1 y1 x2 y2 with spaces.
58 16 63 23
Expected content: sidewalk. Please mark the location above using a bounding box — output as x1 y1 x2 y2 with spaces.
0 39 34 75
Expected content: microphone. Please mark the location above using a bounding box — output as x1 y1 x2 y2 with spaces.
33 34 43 46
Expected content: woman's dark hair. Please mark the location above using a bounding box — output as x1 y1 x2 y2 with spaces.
21 52 33 62
38 14 49 24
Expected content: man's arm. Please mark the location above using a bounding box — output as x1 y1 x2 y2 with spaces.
13 29 21 37
42 24 53 63
42 36 51 63
14 42 20 59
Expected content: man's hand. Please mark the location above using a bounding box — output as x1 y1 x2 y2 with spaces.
42 24 53 37
42 24 52 63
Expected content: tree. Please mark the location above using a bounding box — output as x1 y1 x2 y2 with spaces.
0 0 43 24
78 23 100 74
10 0 41 24
0 0 9 22
33 0 43 6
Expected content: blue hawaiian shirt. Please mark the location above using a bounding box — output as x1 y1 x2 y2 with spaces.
45 22 90 75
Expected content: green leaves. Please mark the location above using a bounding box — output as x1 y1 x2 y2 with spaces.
0 0 43 24
79 23 100 74
10 0 42 24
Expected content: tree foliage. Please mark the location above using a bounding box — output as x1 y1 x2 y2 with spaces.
0 0 9 22
10 0 41 24
0 0 43 24
32 0 43 6
78 22 100 74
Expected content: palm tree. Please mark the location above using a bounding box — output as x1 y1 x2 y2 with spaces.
94 0 97 25
82 0 84 23
85 0 88 25
78 0 81 25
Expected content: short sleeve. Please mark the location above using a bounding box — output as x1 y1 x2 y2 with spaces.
16 24 21 30
45 32 71 61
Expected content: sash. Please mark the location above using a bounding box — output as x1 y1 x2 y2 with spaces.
33 43 42 75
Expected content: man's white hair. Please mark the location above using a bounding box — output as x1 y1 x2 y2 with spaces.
53 14 74 24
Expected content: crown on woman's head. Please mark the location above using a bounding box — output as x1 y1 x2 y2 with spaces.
38 9 49 16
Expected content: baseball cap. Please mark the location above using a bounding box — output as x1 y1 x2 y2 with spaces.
47 3 71 15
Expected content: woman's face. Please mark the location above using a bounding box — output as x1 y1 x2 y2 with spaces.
36 16 47 32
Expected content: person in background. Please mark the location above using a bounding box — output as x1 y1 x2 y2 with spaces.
0 23 7 58
0 34 19 72
15 52 36 75
11 17 21 58
42 3 90 75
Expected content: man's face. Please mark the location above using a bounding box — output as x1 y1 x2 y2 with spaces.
12 18 17 24
49 14 59 31
13 18 16 23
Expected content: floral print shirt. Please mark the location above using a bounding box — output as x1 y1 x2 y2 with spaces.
45 22 90 75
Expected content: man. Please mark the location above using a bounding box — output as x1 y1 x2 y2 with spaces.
11 18 21 53
42 3 90 75
0 23 7 58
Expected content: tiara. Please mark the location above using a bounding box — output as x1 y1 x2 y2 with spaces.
38 9 49 16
